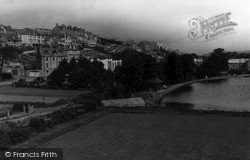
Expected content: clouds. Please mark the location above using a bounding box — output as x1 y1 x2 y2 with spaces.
0 0 248 54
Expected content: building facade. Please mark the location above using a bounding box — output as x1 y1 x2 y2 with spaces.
16 28 45 46
228 59 249 70
64 50 80 62
52 24 85 37
34 27 52 35
98 59 122 71
40 48 67 77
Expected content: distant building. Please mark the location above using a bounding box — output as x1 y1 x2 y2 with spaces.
228 59 249 70
0 25 21 47
52 24 85 37
40 48 67 76
156 42 169 51
0 24 16 35
194 58 203 66
137 41 158 52
97 59 122 71
3 62 24 77
34 27 52 35
15 28 45 46
63 50 80 62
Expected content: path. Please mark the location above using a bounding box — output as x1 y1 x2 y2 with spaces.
0 104 67 123
156 76 229 103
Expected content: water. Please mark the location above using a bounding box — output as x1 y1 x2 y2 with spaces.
162 77 250 111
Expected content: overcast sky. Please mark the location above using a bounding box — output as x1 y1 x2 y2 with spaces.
0 0 249 54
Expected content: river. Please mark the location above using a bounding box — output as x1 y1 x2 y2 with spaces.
162 77 250 111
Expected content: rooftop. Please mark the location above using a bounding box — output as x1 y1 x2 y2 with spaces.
40 48 66 57
228 59 249 64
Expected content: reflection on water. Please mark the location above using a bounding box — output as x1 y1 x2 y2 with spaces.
162 77 250 111
170 85 193 96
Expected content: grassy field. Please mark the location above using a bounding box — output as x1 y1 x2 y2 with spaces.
0 85 87 97
38 113 250 160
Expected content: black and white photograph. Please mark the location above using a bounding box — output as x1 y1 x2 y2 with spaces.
0 0 249 159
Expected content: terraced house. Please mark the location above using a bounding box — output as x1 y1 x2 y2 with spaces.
40 48 67 77
52 24 85 37
15 28 45 46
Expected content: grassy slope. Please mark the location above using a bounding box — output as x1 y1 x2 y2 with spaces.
38 113 250 160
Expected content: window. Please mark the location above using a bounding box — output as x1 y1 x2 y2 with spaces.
52 57 55 61
45 57 49 61
46 63 49 68
108 61 111 70
52 62 56 68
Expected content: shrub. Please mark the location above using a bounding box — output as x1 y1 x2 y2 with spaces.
0 129 11 149
9 126 31 145
60 108 79 120
83 100 97 112
49 99 67 107
12 103 26 112
29 117 47 133
46 108 79 126
1 73 12 81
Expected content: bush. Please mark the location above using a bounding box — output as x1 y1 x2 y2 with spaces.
0 129 11 148
1 73 12 81
29 117 47 133
83 100 97 112
46 108 79 126
9 126 31 145
12 103 25 112
49 99 67 107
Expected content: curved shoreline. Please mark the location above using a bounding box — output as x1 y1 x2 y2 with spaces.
156 76 231 104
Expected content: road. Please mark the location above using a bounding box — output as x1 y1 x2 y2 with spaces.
38 113 250 160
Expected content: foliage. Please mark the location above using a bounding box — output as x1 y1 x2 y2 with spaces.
1 73 13 80
9 126 32 145
196 48 228 78
29 117 47 132
0 46 21 75
47 59 68 86
83 100 97 112
0 129 11 148
35 47 42 69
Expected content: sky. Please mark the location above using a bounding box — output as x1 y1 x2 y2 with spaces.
0 0 249 54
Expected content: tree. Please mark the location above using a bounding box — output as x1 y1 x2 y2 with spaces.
69 57 77 72
196 48 228 78
90 59 105 86
164 52 179 84
180 54 195 81
116 53 144 94
0 46 20 75
35 47 42 69
47 59 69 86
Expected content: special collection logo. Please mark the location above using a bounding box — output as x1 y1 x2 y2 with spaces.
188 12 237 40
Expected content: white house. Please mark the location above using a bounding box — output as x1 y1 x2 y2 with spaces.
15 28 45 46
228 59 249 70
98 59 122 71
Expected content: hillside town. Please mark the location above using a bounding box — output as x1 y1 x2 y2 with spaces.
2 0 250 159
0 24 173 79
